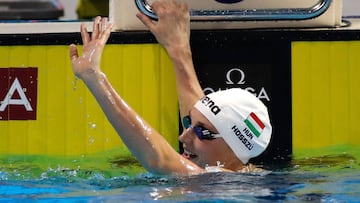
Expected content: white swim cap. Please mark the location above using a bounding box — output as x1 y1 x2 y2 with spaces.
194 88 272 164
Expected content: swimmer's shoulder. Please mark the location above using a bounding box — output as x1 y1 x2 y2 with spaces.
201 163 268 174
220 164 267 173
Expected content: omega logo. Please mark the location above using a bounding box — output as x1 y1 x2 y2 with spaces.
226 68 245 85
203 67 270 102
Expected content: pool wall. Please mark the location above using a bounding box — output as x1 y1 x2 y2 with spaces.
292 41 360 154
0 43 179 156
0 21 360 162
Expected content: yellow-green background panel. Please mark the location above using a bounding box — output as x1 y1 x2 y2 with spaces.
0 44 179 156
292 41 360 155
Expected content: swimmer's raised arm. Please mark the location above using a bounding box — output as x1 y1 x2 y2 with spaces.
69 16 203 176
136 0 204 121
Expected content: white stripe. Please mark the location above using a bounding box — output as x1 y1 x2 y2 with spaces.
247 115 263 133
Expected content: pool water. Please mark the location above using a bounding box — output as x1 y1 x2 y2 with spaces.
0 151 359 202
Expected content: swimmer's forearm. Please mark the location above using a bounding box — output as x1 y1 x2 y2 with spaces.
80 70 189 174
166 45 204 120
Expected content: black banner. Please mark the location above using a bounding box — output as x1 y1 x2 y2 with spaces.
191 34 292 165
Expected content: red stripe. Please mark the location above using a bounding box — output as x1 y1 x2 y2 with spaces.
250 112 265 129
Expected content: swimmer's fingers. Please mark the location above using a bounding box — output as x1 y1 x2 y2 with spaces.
80 23 90 44
92 16 101 40
99 24 112 43
136 12 156 32
136 0 172 33
99 18 112 42
179 1 190 19
69 44 78 69
69 44 78 63
100 17 108 32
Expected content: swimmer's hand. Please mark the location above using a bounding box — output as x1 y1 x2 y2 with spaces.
69 16 112 79
136 0 190 56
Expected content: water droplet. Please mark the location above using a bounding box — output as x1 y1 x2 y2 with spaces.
73 76 79 91
88 122 96 129
88 137 95 144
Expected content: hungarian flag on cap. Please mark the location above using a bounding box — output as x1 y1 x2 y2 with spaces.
244 112 265 137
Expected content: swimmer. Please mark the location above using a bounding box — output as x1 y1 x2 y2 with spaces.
69 0 272 176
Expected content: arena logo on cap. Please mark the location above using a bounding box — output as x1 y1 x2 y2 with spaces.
0 68 38 120
199 95 222 115
244 112 265 137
